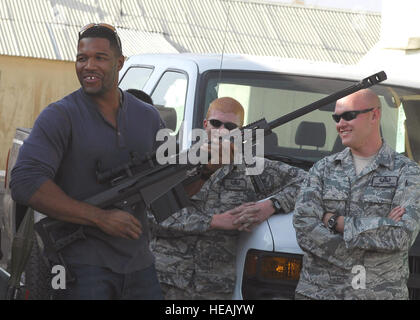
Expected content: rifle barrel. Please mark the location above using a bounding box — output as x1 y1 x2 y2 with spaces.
267 71 387 131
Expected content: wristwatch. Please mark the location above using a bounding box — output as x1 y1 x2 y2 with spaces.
327 213 340 233
269 197 282 214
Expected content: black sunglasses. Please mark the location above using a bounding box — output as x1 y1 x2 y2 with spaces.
332 108 375 123
78 23 122 52
208 119 238 131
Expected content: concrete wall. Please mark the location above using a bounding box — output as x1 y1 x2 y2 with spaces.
0 55 79 170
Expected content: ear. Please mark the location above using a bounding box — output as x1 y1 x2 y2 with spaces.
372 108 381 122
117 55 125 71
203 119 208 129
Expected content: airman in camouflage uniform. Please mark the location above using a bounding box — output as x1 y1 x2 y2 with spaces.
149 97 306 299
151 158 305 299
293 89 420 300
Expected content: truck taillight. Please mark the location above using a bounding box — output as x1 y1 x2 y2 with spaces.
244 249 302 282
242 249 303 299
260 255 301 281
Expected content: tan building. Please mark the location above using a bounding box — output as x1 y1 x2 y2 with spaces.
0 0 381 170
0 56 79 165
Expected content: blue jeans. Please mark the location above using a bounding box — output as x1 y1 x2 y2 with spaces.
53 264 163 300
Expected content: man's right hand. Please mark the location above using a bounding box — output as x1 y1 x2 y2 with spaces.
201 128 235 174
28 180 143 240
96 209 142 240
388 206 405 222
210 202 259 231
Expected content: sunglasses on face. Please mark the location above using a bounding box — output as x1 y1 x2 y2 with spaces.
332 108 375 123
208 119 238 131
78 23 122 52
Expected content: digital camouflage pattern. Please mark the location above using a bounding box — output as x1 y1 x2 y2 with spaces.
148 158 306 299
293 142 420 300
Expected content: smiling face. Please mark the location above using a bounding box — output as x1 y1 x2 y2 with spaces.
75 37 124 96
334 89 382 156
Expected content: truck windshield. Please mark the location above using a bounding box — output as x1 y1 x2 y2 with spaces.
201 70 420 164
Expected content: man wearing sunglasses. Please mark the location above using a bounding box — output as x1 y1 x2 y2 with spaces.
293 89 420 299
150 97 306 299
10 23 164 299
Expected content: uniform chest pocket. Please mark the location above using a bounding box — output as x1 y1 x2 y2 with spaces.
362 187 395 204
322 186 348 201
322 186 348 216
362 187 395 217
223 178 247 191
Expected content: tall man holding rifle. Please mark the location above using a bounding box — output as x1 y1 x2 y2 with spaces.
10 23 164 299
293 89 420 299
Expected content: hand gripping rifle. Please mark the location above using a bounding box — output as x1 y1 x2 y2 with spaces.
34 71 387 280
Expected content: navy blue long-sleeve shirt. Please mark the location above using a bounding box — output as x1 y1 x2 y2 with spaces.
10 88 165 273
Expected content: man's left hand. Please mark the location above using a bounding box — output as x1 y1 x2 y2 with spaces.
322 206 406 234
230 200 276 232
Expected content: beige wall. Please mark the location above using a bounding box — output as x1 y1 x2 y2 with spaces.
0 55 79 170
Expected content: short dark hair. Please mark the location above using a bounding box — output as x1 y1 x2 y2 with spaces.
78 25 122 56
127 89 154 105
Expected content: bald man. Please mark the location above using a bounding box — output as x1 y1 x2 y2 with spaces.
149 97 306 299
293 89 420 299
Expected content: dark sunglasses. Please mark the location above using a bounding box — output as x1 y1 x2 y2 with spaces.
332 108 375 123
208 119 238 131
78 23 122 52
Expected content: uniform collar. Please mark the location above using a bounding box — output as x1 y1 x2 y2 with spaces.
370 142 395 170
333 141 395 171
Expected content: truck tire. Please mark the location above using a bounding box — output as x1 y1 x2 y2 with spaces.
24 234 52 300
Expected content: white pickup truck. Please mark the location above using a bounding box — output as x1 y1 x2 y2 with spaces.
2 53 420 299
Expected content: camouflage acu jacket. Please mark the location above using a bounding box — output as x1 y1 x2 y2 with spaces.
293 142 420 300
149 158 306 299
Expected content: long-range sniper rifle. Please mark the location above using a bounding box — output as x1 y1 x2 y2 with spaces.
34 71 387 280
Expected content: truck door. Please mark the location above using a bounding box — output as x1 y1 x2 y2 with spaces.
119 58 199 150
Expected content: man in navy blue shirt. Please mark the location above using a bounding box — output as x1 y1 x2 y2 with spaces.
10 23 164 299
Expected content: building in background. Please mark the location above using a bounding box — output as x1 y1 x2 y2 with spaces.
358 0 420 162
0 0 382 170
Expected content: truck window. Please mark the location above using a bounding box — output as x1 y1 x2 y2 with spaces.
151 71 187 134
119 66 153 90
201 71 420 163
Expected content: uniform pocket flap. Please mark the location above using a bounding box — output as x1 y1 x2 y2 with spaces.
362 187 395 204
322 186 348 201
